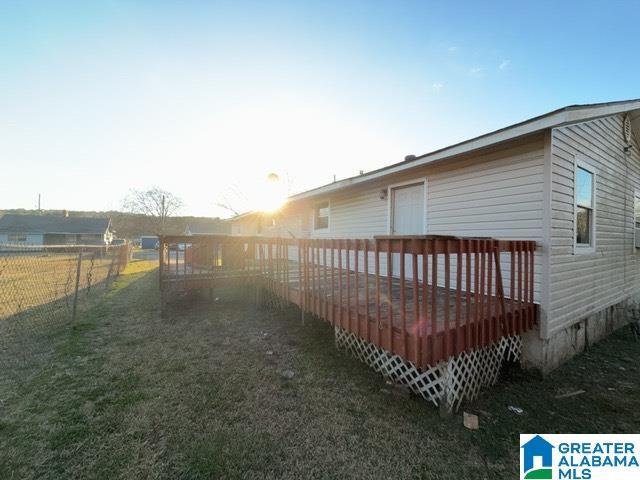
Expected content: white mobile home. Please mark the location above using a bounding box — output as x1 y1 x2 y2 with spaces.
232 99 640 374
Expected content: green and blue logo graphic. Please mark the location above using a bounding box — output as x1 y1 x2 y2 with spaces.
521 435 554 479
520 434 640 479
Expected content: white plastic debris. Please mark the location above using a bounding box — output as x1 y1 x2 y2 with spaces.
463 412 479 430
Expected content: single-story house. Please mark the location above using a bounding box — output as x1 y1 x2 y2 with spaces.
231 99 640 374
0 213 113 246
184 218 231 236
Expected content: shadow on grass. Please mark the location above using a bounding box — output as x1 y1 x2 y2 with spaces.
3 261 640 480
0 261 159 480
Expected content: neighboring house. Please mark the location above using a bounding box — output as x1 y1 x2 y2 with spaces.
0 213 113 245
184 218 230 235
232 99 640 374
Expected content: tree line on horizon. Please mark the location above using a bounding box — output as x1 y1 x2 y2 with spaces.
1 187 231 239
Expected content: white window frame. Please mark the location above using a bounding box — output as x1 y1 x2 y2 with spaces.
573 157 597 255
312 200 330 232
386 178 428 235
8 233 27 243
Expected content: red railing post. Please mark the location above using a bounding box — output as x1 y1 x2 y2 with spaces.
375 239 381 346
411 239 419 365
421 239 429 368
455 239 462 356
430 238 438 365
346 239 351 332
399 239 407 358
386 240 393 353
338 240 343 328
354 239 360 337
364 240 370 343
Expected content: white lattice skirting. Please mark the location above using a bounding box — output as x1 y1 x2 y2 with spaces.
334 326 522 411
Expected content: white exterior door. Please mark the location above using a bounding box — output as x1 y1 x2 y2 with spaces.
390 182 425 279
391 183 425 234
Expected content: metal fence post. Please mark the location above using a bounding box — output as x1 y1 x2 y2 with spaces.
105 247 116 290
71 248 83 322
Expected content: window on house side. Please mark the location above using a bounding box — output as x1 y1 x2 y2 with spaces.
634 194 640 248
8 233 27 243
575 166 594 247
314 202 329 230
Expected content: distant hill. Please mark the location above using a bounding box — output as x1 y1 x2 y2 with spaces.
0 209 230 239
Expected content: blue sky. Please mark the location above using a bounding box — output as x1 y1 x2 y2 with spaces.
1 0 638 217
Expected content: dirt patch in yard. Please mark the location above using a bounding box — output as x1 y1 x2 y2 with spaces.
1 260 640 479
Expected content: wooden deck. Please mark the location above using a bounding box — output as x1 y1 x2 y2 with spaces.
159 235 537 368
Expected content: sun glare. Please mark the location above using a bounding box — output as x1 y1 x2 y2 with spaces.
258 172 287 213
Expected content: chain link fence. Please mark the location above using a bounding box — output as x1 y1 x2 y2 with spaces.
0 244 131 368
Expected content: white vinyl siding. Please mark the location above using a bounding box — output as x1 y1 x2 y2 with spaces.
300 135 545 300
0 233 43 245
548 114 640 336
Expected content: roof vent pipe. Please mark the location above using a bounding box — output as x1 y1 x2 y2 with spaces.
404 154 416 162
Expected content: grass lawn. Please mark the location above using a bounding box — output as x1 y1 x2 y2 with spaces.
0 250 118 320
1 260 639 479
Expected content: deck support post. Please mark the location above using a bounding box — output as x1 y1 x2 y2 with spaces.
438 365 455 417
334 325 523 412
160 286 168 319
255 283 261 307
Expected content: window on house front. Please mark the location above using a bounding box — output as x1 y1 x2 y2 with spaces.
575 164 595 248
8 233 27 243
314 202 329 230
634 194 640 248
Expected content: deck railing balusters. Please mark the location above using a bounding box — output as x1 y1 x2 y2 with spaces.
158 234 536 370
412 240 419 364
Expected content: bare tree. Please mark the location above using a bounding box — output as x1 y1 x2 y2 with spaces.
122 187 183 233
214 183 249 217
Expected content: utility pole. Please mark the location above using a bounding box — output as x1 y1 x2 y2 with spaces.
161 194 166 234
37 194 41 212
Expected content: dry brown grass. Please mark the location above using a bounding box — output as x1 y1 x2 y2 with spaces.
1 259 640 479
0 250 117 320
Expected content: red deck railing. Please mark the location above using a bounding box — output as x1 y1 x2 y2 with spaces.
159 235 537 368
